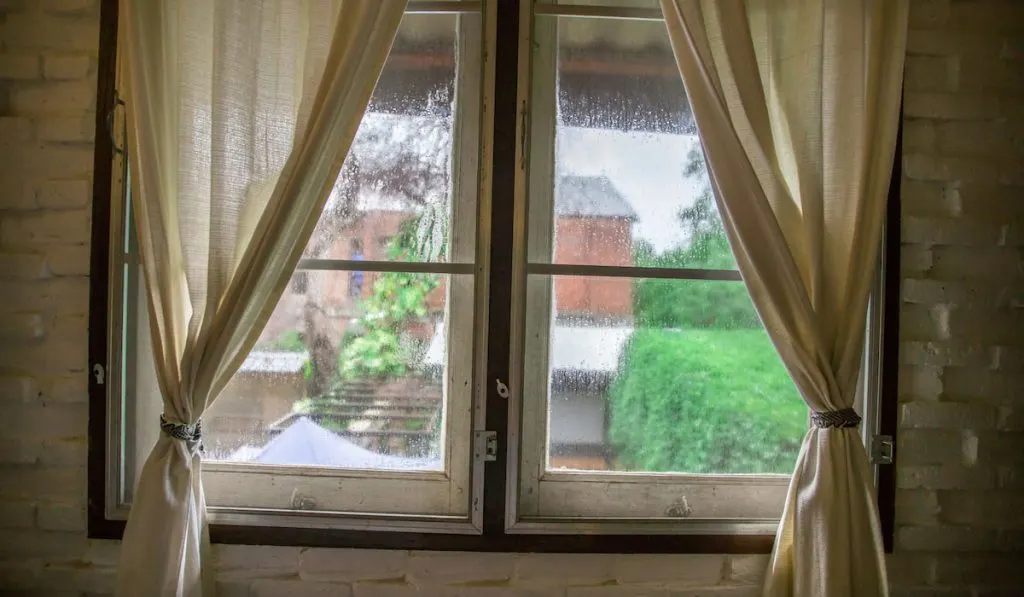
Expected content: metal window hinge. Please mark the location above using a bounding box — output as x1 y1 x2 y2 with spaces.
870 434 894 465
474 430 498 463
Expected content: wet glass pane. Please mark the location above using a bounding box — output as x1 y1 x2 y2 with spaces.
542 15 737 269
531 274 805 474
200 270 455 470
303 13 458 263
120 9 479 504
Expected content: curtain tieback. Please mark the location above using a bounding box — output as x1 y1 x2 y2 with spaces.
160 414 203 454
810 407 861 429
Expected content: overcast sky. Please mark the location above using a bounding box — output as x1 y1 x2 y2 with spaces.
556 126 708 253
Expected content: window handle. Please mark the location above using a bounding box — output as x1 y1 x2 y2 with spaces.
495 378 510 399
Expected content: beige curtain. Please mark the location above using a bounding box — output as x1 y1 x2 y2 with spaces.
115 1 407 595
660 1 907 595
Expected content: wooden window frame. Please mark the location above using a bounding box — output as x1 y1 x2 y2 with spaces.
88 0 901 554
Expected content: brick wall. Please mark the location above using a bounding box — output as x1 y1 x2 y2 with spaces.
1 0 1022 595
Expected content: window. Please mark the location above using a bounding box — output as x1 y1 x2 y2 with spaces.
100 1 485 532
509 2 798 533
90 0 899 550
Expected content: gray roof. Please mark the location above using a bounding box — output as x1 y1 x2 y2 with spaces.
556 175 637 220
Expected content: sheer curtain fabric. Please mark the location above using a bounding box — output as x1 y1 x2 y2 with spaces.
659 1 908 595
115 1 407 595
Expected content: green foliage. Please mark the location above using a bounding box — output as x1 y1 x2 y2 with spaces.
401 418 428 432
608 329 805 473
271 330 308 352
267 330 314 382
633 146 758 330
608 144 803 474
338 218 439 380
318 418 352 433
634 275 760 330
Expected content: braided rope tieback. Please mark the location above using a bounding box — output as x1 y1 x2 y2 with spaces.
810 407 862 429
160 414 203 454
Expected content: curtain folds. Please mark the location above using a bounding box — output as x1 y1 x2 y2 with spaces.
659 1 908 595
115 1 407 595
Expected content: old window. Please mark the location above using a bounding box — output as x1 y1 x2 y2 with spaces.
90 0 898 550
99 0 486 532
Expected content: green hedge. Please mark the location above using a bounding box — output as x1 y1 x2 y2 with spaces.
608 328 805 474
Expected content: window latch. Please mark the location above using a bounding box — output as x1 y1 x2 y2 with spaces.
870 435 894 465
495 378 510 399
474 430 498 463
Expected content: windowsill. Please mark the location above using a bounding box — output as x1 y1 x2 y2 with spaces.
87 516 779 554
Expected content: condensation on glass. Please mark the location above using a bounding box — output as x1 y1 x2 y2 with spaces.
523 14 804 481
122 13 475 497
303 13 460 264
201 270 454 471
531 274 804 475
542 15 730 269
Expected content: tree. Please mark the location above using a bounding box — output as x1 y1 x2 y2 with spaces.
337 217 440 380
292 111 453 397
608 329 804 473
607 144 804 474
633 146 759 329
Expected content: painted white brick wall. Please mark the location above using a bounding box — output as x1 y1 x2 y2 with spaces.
0 0 1021 595
894 3 1024 597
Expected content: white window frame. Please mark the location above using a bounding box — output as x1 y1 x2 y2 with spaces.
103 0 495 534
503 0 885 535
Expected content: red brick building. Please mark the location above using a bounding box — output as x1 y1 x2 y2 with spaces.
554 175 636 323
263 173 637 347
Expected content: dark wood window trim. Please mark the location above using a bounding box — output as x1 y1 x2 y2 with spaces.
87 0 122 542
87 0 900 554
878 110 903 554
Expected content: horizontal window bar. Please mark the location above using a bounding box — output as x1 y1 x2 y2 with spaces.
296 259 475 275
406 0 483 14
208 507 479 535
526 262 743 281
533 4 664 21
508 517 780 536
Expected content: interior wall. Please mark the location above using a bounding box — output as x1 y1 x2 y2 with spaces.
0 0 1021 595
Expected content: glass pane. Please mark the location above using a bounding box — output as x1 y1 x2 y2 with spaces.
531 274 805 474
541 15 736 269
199 270 455 470
303 13 458 263
119 10 481 508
